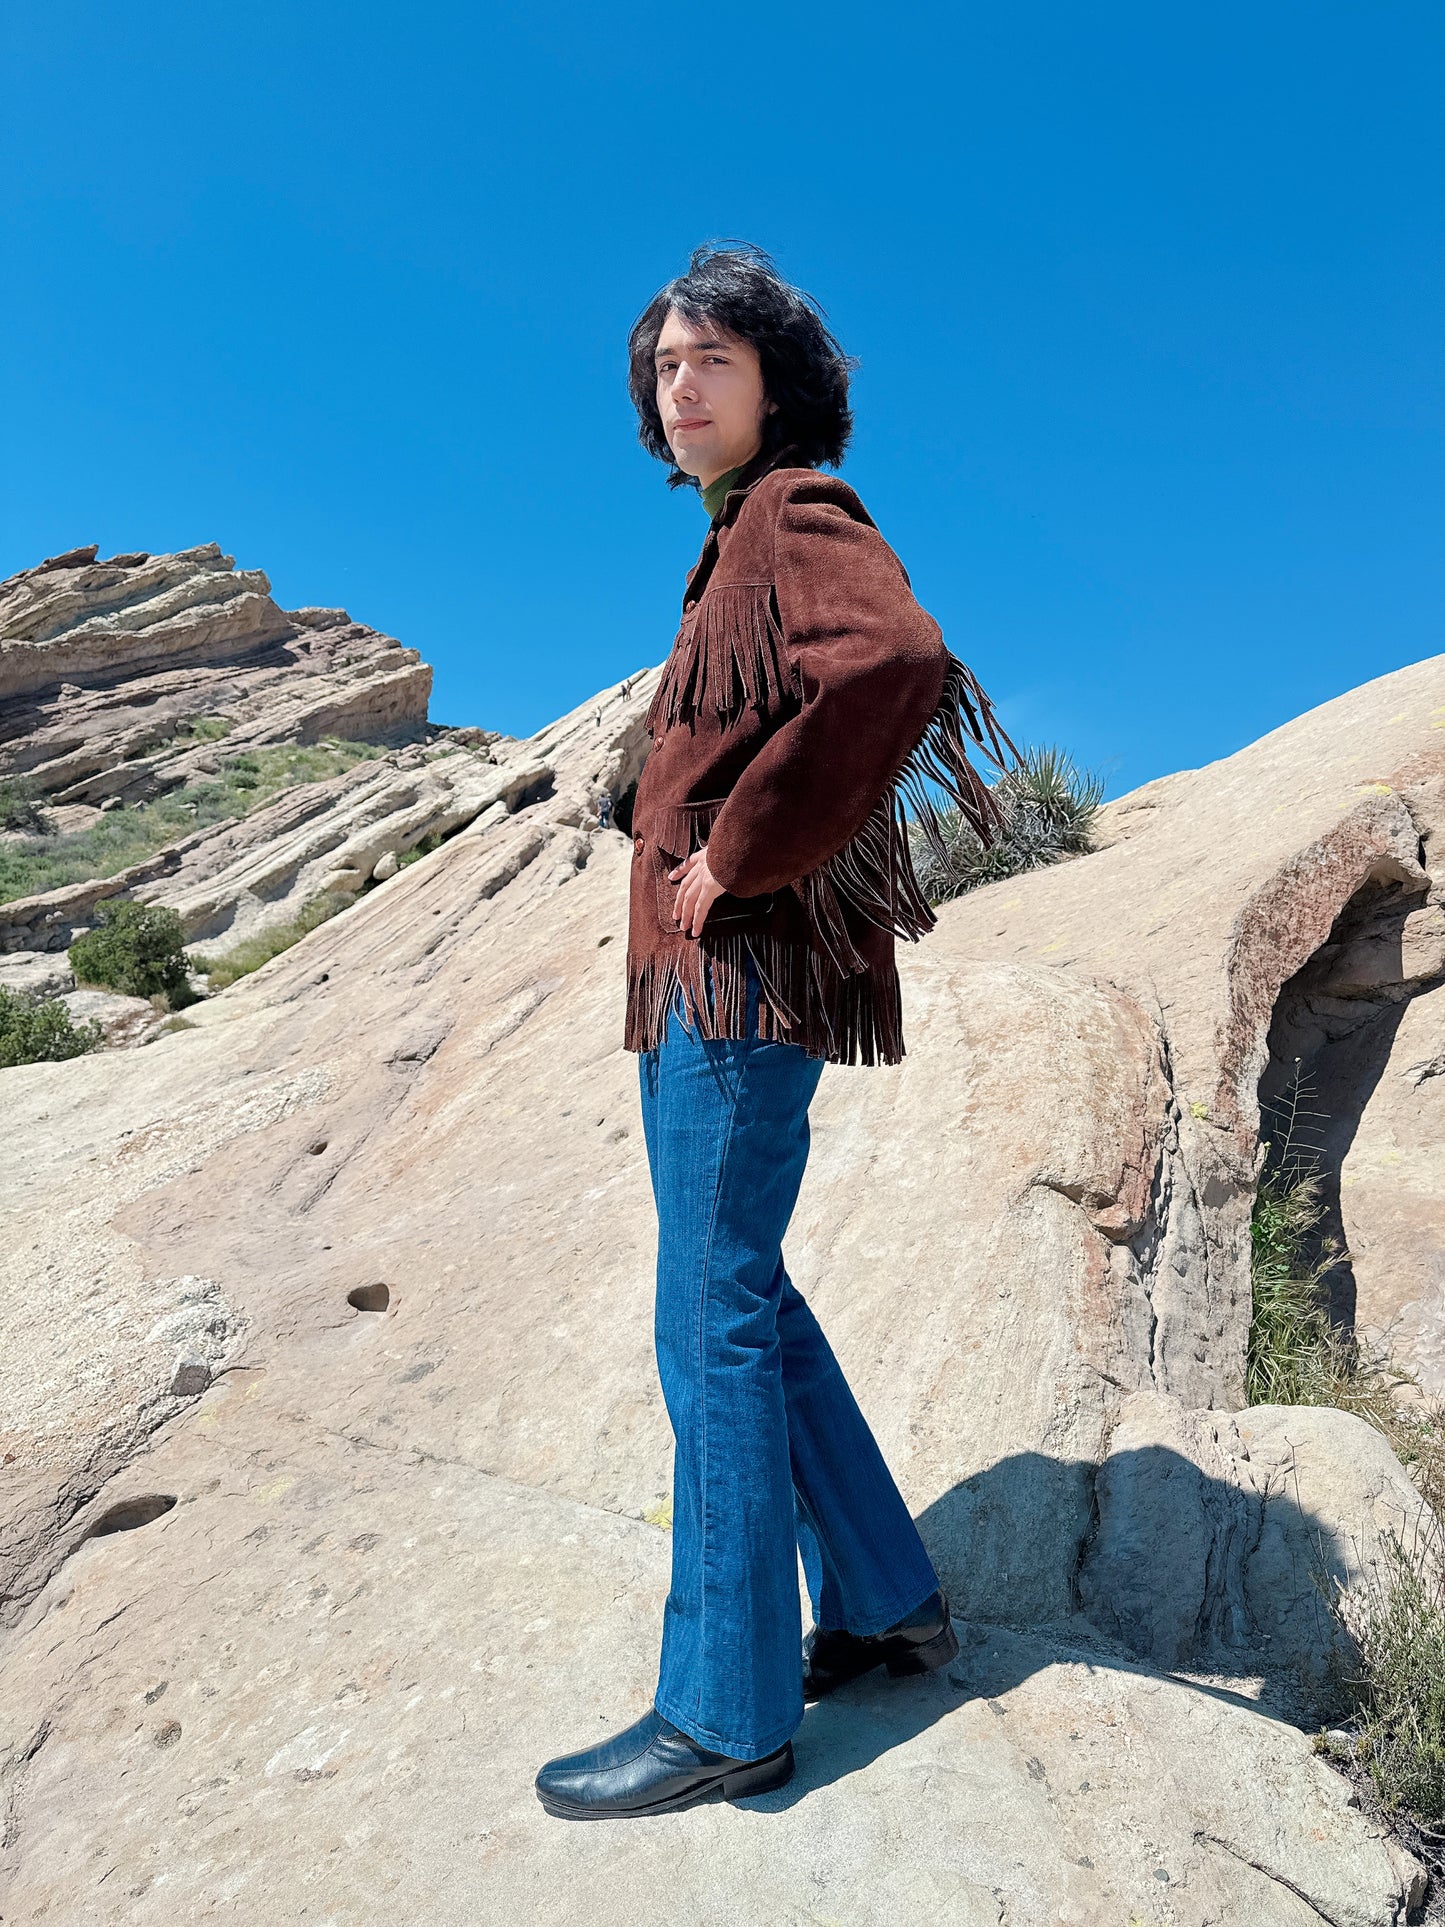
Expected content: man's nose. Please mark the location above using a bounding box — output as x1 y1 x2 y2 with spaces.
669 359 700 402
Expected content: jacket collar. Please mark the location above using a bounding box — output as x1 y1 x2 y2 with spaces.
681 442 803 606
710 440 801 526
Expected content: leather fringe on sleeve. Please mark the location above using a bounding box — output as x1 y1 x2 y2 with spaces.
795 649 1020 948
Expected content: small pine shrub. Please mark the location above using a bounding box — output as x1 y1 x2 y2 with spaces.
909 744 1104 903
68 899 197 1005
0 986 104 1068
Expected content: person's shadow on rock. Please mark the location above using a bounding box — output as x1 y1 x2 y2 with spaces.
742 1444 1360 1808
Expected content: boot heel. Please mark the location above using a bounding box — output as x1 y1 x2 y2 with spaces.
722 1743 794 1799
885 1621 960 1678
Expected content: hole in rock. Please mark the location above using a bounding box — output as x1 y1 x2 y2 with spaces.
307 1139 328 1156
85 1495 178 1540
516 772 556 811
613 779 638 836
347 1283 391 1313
1257 868 1437 1331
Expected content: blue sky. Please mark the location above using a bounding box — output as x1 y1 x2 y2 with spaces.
3 3 1441 795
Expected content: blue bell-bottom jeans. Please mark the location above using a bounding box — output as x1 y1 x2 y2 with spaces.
637 951 942 1761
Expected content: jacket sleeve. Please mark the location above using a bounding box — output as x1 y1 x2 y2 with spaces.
703 476 948 900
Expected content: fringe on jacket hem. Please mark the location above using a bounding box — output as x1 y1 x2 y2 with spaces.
624 930 905 1067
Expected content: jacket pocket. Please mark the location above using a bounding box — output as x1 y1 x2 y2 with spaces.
652 797 777 930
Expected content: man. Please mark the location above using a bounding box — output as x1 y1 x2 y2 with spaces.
535 245 1014 1820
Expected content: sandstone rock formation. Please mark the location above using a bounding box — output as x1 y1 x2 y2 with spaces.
0 543 555 994
0 541 1439 1922
0 542 430 790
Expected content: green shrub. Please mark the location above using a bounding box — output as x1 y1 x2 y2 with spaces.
396 829 446 870
201 892 351 991
1326 1517 1445 1824
180 715 234 742
0 986 104 1068
909 744 1104 903
68 899 197 1005
1252 1065 1445 1834
1247 1066 1419 1428
0 738 386 905
0 775 49 834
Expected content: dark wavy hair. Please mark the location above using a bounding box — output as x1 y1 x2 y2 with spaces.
628 243 856 490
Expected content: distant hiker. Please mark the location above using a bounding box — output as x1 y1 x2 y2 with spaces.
535 245 1015 1821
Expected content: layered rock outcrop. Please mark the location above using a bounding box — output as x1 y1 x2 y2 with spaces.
0 542 1439 1923
0 542 430 787
0 543 556 993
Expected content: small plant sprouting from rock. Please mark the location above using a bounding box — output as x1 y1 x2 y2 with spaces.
0 986 105 1069
396 828 447 870
201 892 352 992
68 900 198 1008
1248 1066 1433 1472
1321 1513 1445 1834
0 774 50 835
908 743 1104 904
1254 1064 1445 1854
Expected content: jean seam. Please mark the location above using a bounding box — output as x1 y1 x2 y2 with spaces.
653 1687 797 1764
687 1036 751 1729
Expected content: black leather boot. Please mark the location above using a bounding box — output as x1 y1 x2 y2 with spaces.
802 1589 959 1701
535 1707 795 1819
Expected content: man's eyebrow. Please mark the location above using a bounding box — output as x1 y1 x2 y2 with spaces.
654 337 731 361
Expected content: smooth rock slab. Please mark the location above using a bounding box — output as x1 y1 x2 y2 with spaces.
0 1365 1420 1927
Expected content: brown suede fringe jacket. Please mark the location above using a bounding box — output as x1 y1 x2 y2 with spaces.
623 443 1015 1067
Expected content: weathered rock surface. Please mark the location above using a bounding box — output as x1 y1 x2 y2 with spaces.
943 657 1445 1410
57 987 167 1048
0 542 430 791
0 542 572 990
0 745 554 987
1077 1392 1434 1680
0 1373 1422 1926
1338 981 1445 1394
0 572 1440 1921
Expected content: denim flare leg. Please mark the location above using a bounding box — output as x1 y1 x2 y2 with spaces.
637 951 941 1762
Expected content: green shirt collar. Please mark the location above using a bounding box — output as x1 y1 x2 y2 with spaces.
700 464 745 519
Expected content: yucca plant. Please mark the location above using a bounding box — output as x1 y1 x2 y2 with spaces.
909 743 1104 904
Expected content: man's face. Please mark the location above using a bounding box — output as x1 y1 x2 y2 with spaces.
654 307 773 487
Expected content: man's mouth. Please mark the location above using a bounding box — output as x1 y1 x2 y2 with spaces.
673 418 712 432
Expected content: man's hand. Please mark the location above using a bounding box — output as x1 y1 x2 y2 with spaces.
668 844 727 937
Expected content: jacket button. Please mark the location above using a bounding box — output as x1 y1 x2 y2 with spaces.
684 598 697 612
633 833 645 853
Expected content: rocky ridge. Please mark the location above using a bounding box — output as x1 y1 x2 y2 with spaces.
0 542 566 997
0 542 1440 1924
